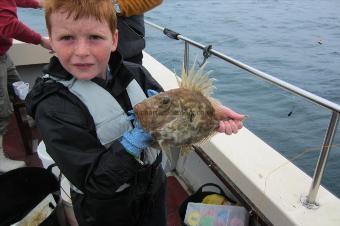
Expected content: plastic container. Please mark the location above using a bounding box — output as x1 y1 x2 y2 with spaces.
184 202 249 226
12 81 29 100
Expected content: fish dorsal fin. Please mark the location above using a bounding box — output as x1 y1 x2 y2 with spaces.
176 60 215 97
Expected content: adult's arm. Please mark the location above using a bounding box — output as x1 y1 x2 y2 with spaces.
15 0 40 8
0 1 42 44
116 0 163 17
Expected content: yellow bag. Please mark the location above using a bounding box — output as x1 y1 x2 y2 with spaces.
116 0 163 17
202 194 226 205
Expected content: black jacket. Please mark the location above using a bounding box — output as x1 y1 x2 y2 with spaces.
117 15 145 62
26 52 166 226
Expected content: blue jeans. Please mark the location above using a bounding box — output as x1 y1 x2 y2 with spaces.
0 54 21 135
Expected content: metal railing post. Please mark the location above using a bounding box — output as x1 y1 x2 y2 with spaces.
304 111 339 208
184 42 190 75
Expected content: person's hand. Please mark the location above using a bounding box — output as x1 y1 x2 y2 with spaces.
37 0 44 8
213 104 245 135
120 124 153 158
39 37 53 51
126 110 141 128
120 110 153 157
147 89 159 97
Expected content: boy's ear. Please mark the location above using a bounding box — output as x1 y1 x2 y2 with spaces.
111 29 119 52
49 36 56 54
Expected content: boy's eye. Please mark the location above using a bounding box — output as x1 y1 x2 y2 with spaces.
60 35 73 41
89 35 103 40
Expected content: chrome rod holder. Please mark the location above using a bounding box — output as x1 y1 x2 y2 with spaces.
304 111 339 208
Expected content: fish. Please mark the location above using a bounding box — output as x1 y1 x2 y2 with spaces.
134 62 220 156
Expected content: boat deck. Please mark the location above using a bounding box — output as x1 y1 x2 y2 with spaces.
3 114 188 226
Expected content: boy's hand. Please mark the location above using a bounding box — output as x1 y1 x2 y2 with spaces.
120 127 153 158
147 89 159 97
121 110 153 157
214 105 245 135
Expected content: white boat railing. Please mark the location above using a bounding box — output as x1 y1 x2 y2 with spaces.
145 20 340 208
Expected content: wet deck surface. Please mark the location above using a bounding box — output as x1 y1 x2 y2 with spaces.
3 114 188 226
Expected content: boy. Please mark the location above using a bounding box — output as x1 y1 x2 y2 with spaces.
0 0 51 172
26 0 244 225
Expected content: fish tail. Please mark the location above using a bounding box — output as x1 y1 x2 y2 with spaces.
159 142 179 166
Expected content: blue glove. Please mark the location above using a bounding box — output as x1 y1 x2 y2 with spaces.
120 110 153 157
126 110 142 128
121 128 153 158
147 89 159 97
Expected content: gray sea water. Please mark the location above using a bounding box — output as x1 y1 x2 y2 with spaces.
19 0 340 197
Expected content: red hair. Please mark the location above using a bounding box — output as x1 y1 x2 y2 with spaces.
45 0 117 35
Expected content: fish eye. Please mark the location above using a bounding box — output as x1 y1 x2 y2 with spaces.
161 96 171 105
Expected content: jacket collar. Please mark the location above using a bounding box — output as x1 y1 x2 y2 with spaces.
42 56 73 80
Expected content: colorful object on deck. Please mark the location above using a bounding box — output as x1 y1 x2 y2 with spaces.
202 194 227 205
184 202 249 226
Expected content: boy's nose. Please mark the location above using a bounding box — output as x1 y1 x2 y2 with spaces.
74 40 90 56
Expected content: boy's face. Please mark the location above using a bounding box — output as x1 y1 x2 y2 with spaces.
49 11 118 80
